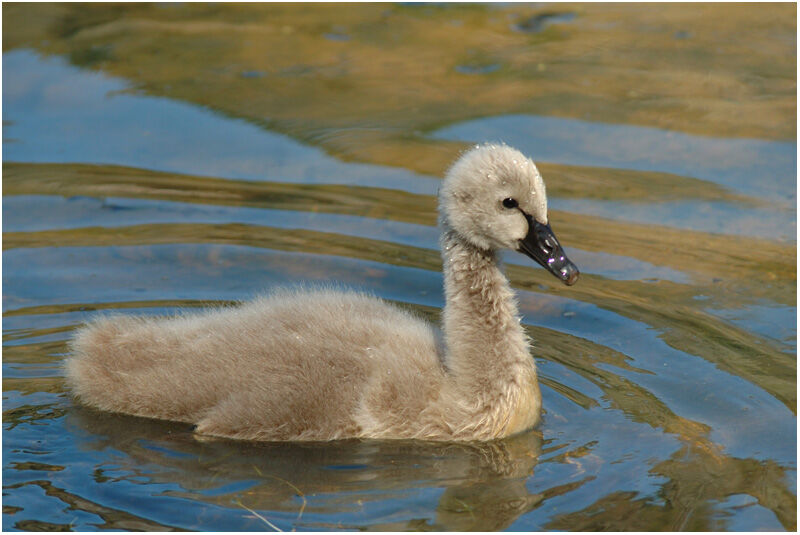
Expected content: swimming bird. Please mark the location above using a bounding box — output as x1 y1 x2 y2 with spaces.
65 143 579 442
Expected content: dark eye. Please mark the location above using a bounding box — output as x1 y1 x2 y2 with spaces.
502 198 518 209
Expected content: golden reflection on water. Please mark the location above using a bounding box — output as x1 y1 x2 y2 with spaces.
4 2 794 172
5 161 795 412
2 2 796 532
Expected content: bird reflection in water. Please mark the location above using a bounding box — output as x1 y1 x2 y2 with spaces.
67 406 557 531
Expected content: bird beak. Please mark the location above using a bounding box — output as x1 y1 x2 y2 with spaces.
517 215 580 286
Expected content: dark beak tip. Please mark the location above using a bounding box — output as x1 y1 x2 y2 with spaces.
517 219 579 286
564 269 580 286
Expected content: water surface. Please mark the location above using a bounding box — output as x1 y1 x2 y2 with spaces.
3 3 796 531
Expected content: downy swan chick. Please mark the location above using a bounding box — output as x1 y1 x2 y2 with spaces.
66 143 579 442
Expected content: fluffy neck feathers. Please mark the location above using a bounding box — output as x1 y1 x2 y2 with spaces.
439 223 537 396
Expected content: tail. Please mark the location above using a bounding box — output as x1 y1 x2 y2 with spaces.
65 313 212 423
65 315 157 415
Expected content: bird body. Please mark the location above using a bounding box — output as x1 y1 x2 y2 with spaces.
65 144 579 442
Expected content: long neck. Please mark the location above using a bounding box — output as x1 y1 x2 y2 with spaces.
439 223 537 401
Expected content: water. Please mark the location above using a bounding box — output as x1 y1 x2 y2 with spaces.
3 3 796 531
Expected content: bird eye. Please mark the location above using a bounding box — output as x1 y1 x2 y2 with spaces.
502 198 518 209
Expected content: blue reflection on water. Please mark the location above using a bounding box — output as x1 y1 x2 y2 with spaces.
550 198 795 243
3 243 794 464
6 49 794 244
2 42 795 532
3 49 441 195
433 114 796 206
4 194 691 284
708 302 797 353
